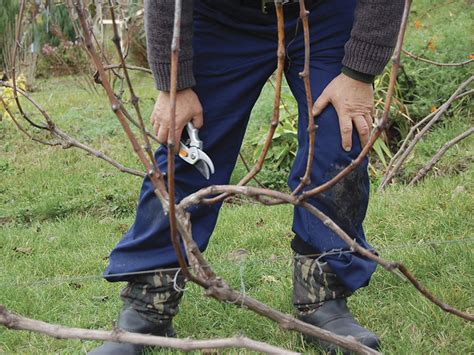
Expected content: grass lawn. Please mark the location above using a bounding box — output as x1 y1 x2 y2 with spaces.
1 0 473 353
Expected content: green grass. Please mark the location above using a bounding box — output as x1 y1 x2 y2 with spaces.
1 0 474 353
1 75 473 353
1 162 473 353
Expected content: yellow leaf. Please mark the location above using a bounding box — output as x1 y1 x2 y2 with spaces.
431 106 438 113
427 40 436 52
415 20 421 29
35 14 43 25
262 275 277 283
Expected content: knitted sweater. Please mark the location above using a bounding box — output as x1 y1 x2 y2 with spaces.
145 0 405 91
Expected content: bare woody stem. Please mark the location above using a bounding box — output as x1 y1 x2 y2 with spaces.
12 0 48 130
6 3 472 355
0 81 144 177
103 64 153 74
0 96 33 139
203 284 379 355
239 152 266 188
0 306 297 354
299 0 412 201
408 127 474 185
166 0 194 281
292 0 315 195
73 0 169 200
385 89 473 176
108 0 160 171
402 48 474 67
202 0 285 205
179 184 474 322
378 75 473 191
172 208 377 353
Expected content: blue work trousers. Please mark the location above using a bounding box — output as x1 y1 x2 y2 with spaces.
105 0 377 292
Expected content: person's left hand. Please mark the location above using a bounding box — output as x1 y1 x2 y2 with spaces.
312 73 374 152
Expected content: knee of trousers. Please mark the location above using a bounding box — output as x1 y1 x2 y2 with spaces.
120 270 186 324
292 254 352 311
311 160 370 233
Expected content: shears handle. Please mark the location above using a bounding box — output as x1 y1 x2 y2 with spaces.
186 122 203 150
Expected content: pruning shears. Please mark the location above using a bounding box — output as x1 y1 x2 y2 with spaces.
179 123 215 180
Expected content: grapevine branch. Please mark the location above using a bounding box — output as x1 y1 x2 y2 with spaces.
292 0 315 195
11 0 47 131
0 306 297 354
378 75 473 190
165 0 474 323
299 0 413 201
402 48 474 67
239 152 266 188
385 89 473 177
3 0 473 354
0 81 144 177
78 0 378 351
73 0 169 201
166 0 195 281
203 1 286 205
108 0 159 172
0 96 34 139
103 63 153 74
409 127 474 185
179 184 474 322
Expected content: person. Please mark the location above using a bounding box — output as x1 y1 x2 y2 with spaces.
90 0 404 353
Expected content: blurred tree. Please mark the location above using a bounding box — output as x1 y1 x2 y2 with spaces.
0 0 19 70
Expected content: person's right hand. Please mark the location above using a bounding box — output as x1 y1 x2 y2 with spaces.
150 88 204 149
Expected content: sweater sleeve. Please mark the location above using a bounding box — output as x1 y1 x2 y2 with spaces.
145 0 195 91
342 0 405 76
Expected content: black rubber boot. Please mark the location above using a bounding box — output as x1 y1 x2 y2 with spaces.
298 298 380 354
88 270 186 354
88 307 176 355
293 254 380 354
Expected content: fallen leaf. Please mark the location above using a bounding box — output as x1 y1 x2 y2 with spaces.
427 40 436 52
115 224 129 234
451 185 465 198
92 296 110 302
0 216 14 225
13 247 32 255
201 350 219 355
262 275 277 283
99 172 113 178
469 54 474 60
229 248 248 261
415 19 421 29
431 105 438 113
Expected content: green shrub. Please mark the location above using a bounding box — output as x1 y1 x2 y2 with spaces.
36 42 89 78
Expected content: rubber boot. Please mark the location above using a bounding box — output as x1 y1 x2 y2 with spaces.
293 254 380 354
88 269 186 354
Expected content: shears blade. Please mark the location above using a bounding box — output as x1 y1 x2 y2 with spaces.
179 140 215 180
